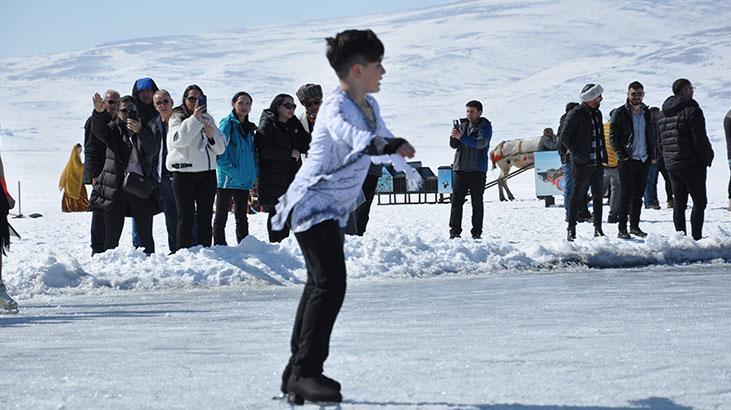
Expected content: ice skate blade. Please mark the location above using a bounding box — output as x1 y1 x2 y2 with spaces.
0 307 19 314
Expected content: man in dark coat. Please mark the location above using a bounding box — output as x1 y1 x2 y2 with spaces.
657 79 714 240
449 100 492 240
609 81 657 239
84 89 119 255
559 84 607 241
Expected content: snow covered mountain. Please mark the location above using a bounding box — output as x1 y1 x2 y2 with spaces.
0 0 730 298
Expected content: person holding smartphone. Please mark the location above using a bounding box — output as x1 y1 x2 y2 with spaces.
88 94 160 254
166 85 227 248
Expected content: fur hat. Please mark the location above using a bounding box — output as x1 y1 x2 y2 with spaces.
580 83 603 102
296 84 323 105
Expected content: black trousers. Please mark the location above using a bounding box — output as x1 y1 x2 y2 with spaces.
354 173 380 236
104 191 156 254
90 208 106 255
288 219 346 377
213 188 249 245
449 171 486 237
172 171 217 248
267 207 290 243
669 165 707 240
618 159 651 230
568 163 603 228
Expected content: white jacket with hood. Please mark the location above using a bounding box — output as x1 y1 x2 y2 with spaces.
166 110 226 173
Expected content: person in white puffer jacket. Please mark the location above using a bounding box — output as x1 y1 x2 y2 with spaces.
166 84 226 249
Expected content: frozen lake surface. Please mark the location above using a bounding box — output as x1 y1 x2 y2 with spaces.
3 264 729 409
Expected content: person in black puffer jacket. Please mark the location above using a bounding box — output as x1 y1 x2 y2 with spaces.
255 94 311 242
89 94 161 254
656 78 714 240
559 84 608 241
724 108 731 210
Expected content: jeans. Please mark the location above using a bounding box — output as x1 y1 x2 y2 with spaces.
618 159 651 230
563 162 572 214
288 219 346 377
669 165 707 240
159 175 178 252
449 171 486 237
213 188 249 245
172 171 217 248
603 167 619 219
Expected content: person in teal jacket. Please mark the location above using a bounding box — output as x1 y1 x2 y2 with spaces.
214 91 258 245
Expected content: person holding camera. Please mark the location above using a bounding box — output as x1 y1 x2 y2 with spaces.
449 100 492 240
88 94 161 254
214 91 257 246
255 94 311 243
166 85 226 249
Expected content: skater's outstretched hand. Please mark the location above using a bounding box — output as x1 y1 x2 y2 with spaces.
383 137 415 158
397 141 415 158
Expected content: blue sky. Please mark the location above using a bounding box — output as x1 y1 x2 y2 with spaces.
0 0 454 58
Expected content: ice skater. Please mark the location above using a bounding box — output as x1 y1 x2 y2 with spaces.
272 29 415 404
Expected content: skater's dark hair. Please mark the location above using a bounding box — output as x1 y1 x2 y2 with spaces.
466 100 483 113
326 29 384 79
628 81 643 90
672 78 691 95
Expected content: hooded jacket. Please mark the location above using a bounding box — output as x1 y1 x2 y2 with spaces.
254 109 311 206
558 103 608 165
656 95 713 171
166 107 227 173
88 111 161 213
449 117 492 173
609 101 658 162
217 111 258 190
131 78 160 126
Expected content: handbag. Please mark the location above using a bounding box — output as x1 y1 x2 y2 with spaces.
122 137 156 199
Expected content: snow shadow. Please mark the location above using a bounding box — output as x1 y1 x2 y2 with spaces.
343 396 691 409
0 303 207 328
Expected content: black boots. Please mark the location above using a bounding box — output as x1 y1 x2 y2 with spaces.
629 226 648 237
287 374 342 404
618 230 631 240
594 226 605 237
567 227 576 242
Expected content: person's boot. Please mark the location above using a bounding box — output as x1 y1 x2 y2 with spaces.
617 228 631 240
567 227 576 242
320 374 341 391
280 363 292 394
667 200 674 209
287 374 342 404
629 226 648 238
594 226 605 237
728 198 731 212
0 281 18 313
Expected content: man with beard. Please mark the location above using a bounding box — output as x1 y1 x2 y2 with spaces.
610 81 657 239
559 84 607 241
657 79 714 240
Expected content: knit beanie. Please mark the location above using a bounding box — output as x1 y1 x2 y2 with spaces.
296 84 323 105
580 84 603 102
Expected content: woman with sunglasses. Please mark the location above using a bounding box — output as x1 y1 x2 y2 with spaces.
89 94 160 255
166 85 226 249
214 91 257 246
255 94 311 242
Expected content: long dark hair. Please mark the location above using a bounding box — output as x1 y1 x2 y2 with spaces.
269 94 293 112
175 84 204 116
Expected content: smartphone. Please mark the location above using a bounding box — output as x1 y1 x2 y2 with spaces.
452 119 460 129
197 95 207 113
128 109 139 121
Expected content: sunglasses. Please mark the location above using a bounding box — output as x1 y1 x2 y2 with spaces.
119 108 129 113
105 100 118 105
186 96 198 102
630 91 645 97
155 98 171 106
282 102 297 110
